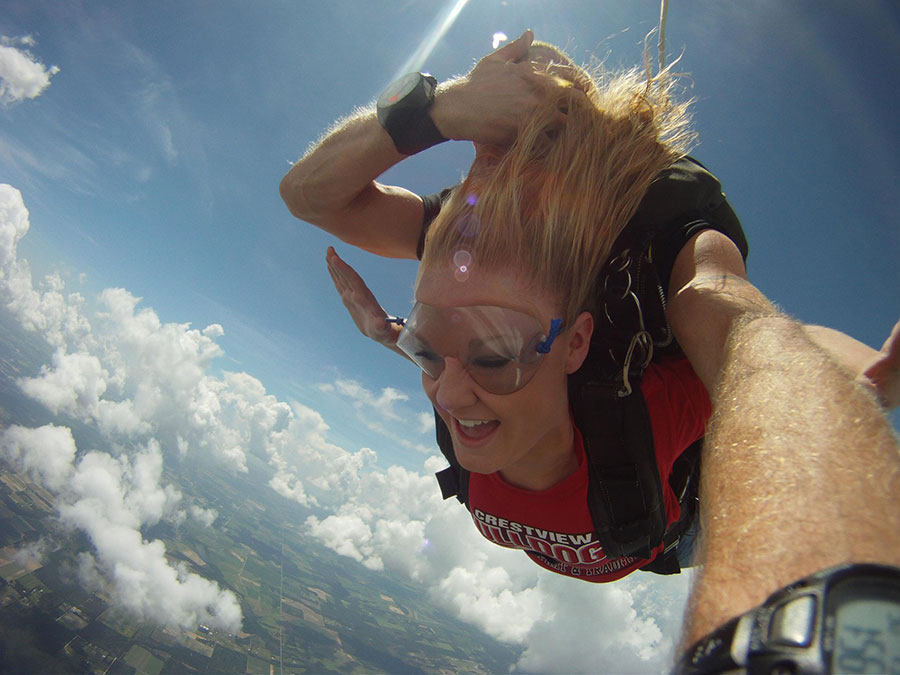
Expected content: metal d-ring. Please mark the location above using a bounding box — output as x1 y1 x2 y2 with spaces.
618 330 654 397
603 250 633 301
604 287 647 333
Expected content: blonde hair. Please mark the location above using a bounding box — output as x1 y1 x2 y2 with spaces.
420 45 695 326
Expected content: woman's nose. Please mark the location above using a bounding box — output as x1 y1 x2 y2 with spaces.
433 357 478 411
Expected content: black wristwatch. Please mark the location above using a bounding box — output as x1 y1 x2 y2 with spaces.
376 72 448 155
674 563 900 674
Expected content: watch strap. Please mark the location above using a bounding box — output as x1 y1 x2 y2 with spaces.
391 106 448 155
379 73 448 156
674 614 746 674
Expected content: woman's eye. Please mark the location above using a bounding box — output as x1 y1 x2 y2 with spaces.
415 350 442 363
472 356 512 369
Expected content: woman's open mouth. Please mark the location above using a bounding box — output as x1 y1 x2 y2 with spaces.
453 417 500 447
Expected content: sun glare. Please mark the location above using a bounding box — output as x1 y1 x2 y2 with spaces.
391 0 471 82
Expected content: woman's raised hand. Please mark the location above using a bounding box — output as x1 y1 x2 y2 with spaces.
326 246 400 347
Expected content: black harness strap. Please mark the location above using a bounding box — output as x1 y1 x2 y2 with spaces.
573 380 665 560
435 409 468 503
571 232 669 563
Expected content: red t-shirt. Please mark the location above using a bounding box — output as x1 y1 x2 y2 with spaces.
467 356 711 582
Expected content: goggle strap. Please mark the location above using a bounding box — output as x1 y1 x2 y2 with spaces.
536 318 564 354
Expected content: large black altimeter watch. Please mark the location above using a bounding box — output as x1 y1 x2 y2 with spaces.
675 563 900 675
376 72 448 156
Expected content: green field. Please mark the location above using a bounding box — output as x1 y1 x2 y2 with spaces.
123 644 165 675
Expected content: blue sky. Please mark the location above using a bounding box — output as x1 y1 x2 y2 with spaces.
1 1 898 672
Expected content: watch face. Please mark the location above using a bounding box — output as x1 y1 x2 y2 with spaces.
831 588 900 674
377 72 420 109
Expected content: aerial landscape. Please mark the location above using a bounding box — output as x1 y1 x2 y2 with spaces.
0 308 519 673
0 306 520 674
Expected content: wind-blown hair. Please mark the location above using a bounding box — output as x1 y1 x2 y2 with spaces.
420 45 696 327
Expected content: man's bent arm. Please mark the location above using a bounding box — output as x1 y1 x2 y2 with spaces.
279 30 570 260
280 111 425 259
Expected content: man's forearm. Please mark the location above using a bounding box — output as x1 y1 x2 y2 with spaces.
280 110 403 223
682 313 900 647
280 108 430 258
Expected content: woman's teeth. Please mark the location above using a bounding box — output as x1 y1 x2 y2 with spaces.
457 419 494 427
455 418 500 440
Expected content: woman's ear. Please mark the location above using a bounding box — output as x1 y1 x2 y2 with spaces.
565 310 594 374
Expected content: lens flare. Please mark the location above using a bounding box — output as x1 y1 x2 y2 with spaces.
492 32 508 49
453 250 472 282
453 250 472 267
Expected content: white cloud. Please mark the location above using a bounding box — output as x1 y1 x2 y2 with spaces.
438 561 545 643
0 183 29 269
333 378 409 420
60 443 241 631
0 37 59 105
307 511 379 568
307 457 690 672
513 575 684 673
0 185 92 350
417 410 435 434
14 538 50 568
19 349 108 418
1 424 76 491
325 378 436 455
0 422 241 632
190 504 218 527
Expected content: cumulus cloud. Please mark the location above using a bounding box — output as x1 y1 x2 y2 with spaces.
62 443 240 631
19 349 108 418
0 184 690 670
0 184 390 626
0 424 241 631
0 185 91 350
0 36 59 105
305 453 688 672
1 424 76 491
513 575 685 673
190 504 218 527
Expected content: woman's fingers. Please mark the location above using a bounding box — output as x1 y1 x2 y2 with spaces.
325 247 394 343
326 246 364 299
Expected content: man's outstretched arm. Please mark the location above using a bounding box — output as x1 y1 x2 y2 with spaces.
681 312 900 649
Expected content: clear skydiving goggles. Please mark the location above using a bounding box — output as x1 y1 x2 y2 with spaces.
391 303 564 395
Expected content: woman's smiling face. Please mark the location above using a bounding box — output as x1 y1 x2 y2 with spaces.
414 262 593 489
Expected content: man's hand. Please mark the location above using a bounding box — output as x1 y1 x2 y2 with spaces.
326 246 401 347
858 318 900 409
431 30 572 147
